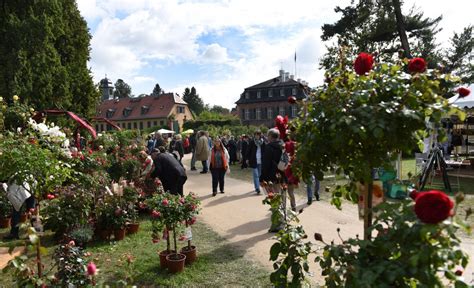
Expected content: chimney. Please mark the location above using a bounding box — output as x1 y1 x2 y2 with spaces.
289 74 294 80
297 78 301 83
285 72 290 82
279 69 285 82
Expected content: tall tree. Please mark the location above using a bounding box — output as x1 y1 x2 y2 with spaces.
320 0 442 69
209 105 230 115
0 0 99 117
442 26 474 85
151 83 162 96
113 79 132 98
182 86 205 115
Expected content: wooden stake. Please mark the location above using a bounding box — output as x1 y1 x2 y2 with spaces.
364 181 373 240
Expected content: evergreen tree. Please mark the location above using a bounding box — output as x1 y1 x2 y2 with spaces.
442 26 474 85
151 83 162 96
113 79 132 98
183 86 205 115
0 0 99 117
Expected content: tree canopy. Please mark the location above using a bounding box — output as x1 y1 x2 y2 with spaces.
151 83 162 96
320 0 473 85
113 79 132 98
182 86 205 115
0 0 99 117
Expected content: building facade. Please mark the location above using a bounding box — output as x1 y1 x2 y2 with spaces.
235 69 309 127
95 78 193 133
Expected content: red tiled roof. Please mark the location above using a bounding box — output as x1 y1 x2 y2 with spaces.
96 93 187 121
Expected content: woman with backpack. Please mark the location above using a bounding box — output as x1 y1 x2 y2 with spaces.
209 137 229 196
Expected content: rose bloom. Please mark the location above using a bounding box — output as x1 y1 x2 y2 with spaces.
408 57 426 73
458 87 470 98
353 52 374 75
414 190 454 224
162 199 169 206
87 262 98 276
287 96 297 104
151 210 161 218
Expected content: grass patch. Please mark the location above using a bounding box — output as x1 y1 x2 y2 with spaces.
0 220 270 287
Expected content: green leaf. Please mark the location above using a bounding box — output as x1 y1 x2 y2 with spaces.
270 243 282 261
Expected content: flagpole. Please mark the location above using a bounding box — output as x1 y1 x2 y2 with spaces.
294 51 297 78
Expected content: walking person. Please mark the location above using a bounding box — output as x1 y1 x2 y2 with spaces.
306 175 320 205
240 135 249 169
228 136 237 165
195 131 210 173
247 131 265 194
153 132 166 150
284 136 298 211
209 137 229 196
171 134 184 164
190 132 197 170
260 128 284 232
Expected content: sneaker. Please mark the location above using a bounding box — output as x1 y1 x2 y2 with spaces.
220 191 224 194
200 171 208 174
307 199 313 205
256 190 261 195
191 167 197 171
315 195 320 201
212 191 217 196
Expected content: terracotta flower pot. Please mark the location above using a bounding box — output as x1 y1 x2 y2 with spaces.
127 223 140 234
0 217 11 228
19 213 28 223
180 245 197 265
114 228 126 241
159 250 175 269
166 253 186 273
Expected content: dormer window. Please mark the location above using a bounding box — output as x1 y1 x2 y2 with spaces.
268 90 273 98
141 105 150 115
245 92 250 99
123 107 132 117
106 108 115 118
280 89 285 97
257 91 261 99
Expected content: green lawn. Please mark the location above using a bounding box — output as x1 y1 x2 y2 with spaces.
0 219 270 287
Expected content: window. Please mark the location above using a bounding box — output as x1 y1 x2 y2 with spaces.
177 106 185 113
123 107 132 117
141 106 149 115
127 123 131 129
139 122 143 130
279 106 285 116
245 109 250 120
95 124 99 131
280 89 285 97
147 121 151 128
267 108 273 119
153 121 158 126
160 120 164 126
292 88 297 95
245 92 250 99
291 106 297 117
100 124 104 131
256 108 261 120
133 122 137 129
268 90 273 98
257 91 261 99
106 124 112 131
106 109 115 118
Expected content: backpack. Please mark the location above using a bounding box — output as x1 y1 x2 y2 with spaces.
277 151 289 171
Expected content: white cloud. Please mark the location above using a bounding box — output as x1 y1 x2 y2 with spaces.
79 0 474 109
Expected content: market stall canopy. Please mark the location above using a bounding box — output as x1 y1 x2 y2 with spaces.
182 129 194 134
157 128 175 134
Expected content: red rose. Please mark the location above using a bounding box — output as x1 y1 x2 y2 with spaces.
353 52 374 75
408 58 426 73
162 199 169 206
455 269 463 276
151 210 161 218
287 96 297 104
178 235 186 241
409 190 420 200
414 190 454 224
47 194 55 200
189 217 196 225
458 87 470 98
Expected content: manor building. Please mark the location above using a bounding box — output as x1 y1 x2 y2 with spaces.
235 70 309 127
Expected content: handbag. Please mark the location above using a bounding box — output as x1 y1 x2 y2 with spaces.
277 151 289 171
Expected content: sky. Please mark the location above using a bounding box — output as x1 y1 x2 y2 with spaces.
77 0 473 109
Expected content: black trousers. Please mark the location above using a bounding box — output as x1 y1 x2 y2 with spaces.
162 176 187 196
202 160 208 172
211 168 226 192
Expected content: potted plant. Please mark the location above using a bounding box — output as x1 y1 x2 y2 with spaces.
180 192 201 265
147 193 186 272
0 189 12 228
67 225 94 248
112 205 128 241
96 203 114 241
123 185 140 234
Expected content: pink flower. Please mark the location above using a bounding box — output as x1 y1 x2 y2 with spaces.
179 235 186 241
162 199 169 206
47 194 55 200
191 204 197 211
151 210 161 218
189 217 197 225
68 240 75 246
179 197 185 204
87 262 97 276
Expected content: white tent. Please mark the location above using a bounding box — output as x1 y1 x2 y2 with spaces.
449 86 474 108
157 128 175 134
